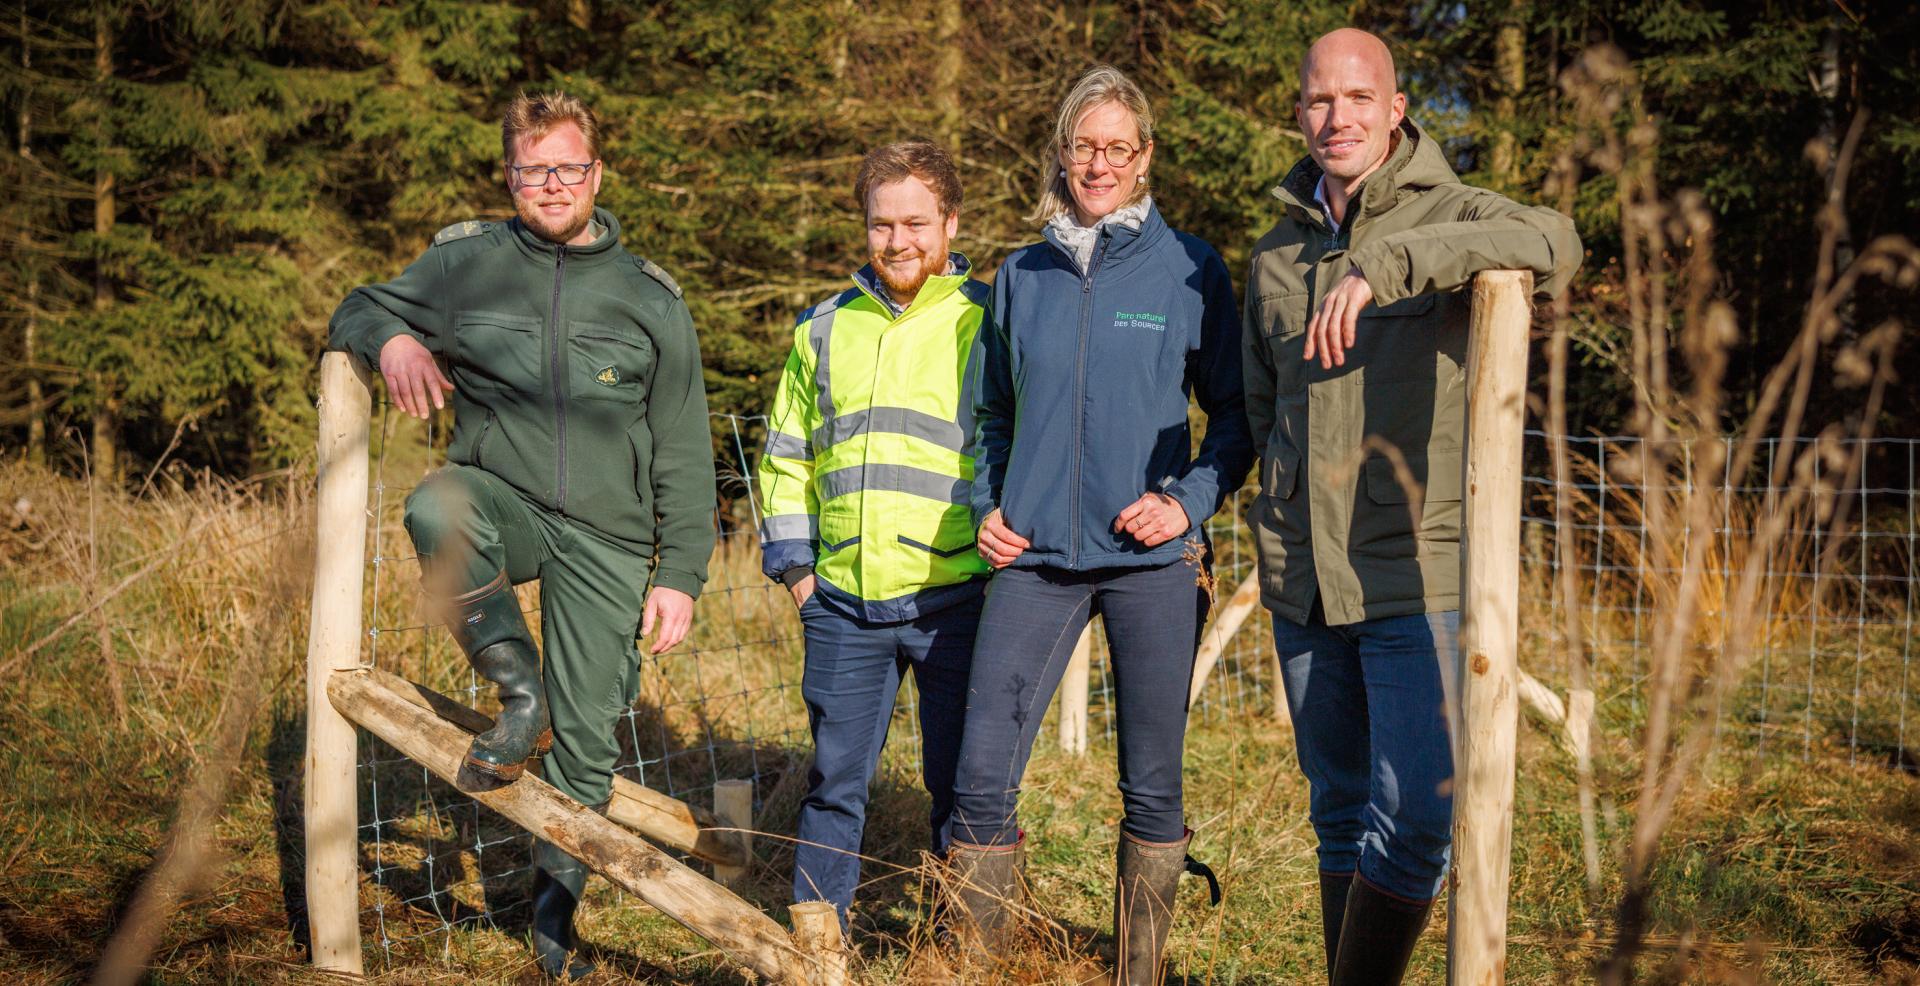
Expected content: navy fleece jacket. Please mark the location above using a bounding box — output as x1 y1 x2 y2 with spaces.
970 203 1255 570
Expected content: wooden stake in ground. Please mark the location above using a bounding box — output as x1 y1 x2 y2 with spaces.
712 778 755 888
1058 623 1092 755
328 669 816 983
1450 270 1532 986
303 352 369 975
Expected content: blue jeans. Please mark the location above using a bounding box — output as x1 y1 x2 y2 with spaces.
1271 604 1461 902
951 561 1210 847
792 590 980 921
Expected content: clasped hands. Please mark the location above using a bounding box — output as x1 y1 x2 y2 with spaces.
976 493 1189 570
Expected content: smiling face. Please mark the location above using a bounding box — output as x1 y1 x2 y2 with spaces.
505 122 602 245
1060 99 1154 226
1296 29 1407 191
865 175 957 306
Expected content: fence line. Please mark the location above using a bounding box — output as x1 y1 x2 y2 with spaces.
336 385 1917 965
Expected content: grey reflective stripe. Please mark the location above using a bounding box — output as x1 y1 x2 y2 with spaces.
813 406 968 454
763 430 812 461
823 535 861 552
759 514 818 543
816 464 970 504
956 334 982 451
810 307 837 420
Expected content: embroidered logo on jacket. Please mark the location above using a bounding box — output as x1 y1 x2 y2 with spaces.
1113 311 1168 331
595 366 620 386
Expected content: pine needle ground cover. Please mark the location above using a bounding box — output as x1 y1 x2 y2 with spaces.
2 459 1916 984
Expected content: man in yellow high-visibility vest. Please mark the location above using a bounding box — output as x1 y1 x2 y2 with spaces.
757 140 990 931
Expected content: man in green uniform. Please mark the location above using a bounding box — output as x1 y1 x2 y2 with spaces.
328 91 715 980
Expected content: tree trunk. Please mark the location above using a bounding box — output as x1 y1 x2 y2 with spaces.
20 9 44 465
935 0 962 153
1490 3 1528 190
91 7 118 485
1816 19 1854 339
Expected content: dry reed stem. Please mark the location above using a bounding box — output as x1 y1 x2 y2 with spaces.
1558 47 1920 984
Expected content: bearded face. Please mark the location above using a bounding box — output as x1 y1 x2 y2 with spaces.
507 123 602 246
864 175 958 307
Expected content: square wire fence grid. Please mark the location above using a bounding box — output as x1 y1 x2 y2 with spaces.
340 402 1916 960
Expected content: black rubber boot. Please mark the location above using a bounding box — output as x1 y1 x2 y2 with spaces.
1330 875 1434 986
1114 828 1221 986
1318 871 1354 980
945 835 1024 956
530 801 607 981
445 571 551 780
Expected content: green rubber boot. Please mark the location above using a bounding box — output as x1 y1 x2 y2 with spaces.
530 801 607 981
946 835 1025 957
446 571 551 781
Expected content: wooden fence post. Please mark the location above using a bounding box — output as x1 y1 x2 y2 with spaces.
304 351 370 975
1057 622 1092 755
713 779 755 889
789 900 850 986
1187 574 1263 706
1450 270 1533 986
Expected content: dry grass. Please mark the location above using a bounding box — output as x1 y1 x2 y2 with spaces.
2 453 1917 984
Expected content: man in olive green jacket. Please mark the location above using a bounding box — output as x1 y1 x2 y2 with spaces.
1242 29 1580 986
328 91 715 980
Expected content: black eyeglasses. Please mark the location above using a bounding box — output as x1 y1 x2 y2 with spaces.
1066 140 1141 167
509 161 596 187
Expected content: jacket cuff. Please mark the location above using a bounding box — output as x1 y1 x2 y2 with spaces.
777 564 815 590
1348 245 1408 306
760 539 817 582
651 566 706 600
1163 479 1216 537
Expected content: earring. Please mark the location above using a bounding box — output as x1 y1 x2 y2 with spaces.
1136 175 1146 184
1059 170 1067 179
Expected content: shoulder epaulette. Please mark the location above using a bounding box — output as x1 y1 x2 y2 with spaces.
795 287 863 327
632 256 684 299
432 220 493 246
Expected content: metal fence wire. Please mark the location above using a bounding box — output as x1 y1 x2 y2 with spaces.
344 403 1917 962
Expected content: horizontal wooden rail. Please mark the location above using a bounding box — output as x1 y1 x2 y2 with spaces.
365 667 746 868
328 668 817 984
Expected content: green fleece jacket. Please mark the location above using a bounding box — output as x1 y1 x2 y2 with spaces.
328 207 715 598
1243 120 1581 625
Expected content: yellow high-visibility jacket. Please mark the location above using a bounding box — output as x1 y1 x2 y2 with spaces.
758 255 991 622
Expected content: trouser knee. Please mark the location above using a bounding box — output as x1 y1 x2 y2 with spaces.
403 468 489 563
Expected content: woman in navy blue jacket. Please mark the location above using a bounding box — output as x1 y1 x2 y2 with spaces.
946 65 1254 983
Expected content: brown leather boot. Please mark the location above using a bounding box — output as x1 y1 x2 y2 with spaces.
1329 875 1434 986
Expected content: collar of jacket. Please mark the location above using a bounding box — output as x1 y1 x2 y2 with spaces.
849 252 975 318
1039 199 1171 273
1270 119 1459 232
508 206 625 266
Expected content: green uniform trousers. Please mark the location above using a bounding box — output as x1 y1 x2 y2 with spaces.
403 464 649 807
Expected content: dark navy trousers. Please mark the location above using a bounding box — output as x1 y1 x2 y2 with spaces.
951 560 1210 847
791 591 980 922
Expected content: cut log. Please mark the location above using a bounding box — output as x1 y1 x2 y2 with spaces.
365 667 744 868
327 668 813 984
789 900 850 986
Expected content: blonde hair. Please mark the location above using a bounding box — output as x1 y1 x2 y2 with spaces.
501 90 601 163
1025 65 1155 226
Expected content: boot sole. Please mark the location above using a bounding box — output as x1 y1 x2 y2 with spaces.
466 752 528 782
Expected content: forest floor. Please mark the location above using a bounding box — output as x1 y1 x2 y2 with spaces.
2 457 1917 985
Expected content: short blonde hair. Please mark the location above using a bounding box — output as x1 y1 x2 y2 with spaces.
501 90 601 163
1026 65 1155 225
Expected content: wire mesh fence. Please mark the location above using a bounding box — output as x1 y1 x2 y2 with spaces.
339 398 1917 964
